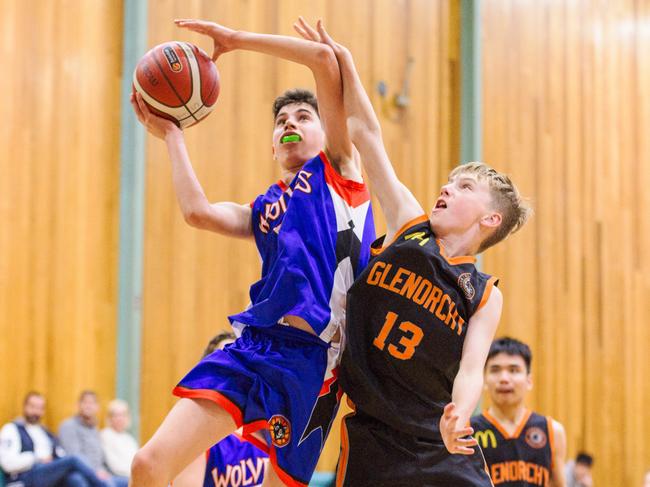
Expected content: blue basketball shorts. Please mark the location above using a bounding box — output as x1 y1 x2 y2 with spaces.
174 324 342 487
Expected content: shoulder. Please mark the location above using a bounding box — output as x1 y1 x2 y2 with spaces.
0 422 19 436
58 417 77 432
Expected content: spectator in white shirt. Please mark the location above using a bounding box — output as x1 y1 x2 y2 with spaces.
0 391 105 487
100 400 137 479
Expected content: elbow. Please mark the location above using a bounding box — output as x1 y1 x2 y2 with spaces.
183 208 210 229
349 119 382 144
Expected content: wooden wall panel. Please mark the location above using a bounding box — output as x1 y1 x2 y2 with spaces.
0 0 122 429
140 0 458 472
482 1 650 485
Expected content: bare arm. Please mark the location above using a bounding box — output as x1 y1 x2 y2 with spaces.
440 287 503 455
131 93 252 238
174 19 358 179
549 420 567 487
294 19 423 241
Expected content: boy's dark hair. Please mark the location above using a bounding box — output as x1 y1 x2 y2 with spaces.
272 88 319 120
486 337 532 373
23 391 44 405
576 452 594 466
203 332 236 358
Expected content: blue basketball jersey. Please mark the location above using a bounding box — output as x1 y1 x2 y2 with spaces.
229 151 375 342
204 435 268 487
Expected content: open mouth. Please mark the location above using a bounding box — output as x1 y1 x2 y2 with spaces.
435 199 447 209
281 133 302 144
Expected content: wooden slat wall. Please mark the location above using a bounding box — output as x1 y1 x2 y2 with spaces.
481 1 650 485
0 0 122 429
140 0 458 471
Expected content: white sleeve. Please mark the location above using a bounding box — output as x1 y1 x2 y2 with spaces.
0 423 36 474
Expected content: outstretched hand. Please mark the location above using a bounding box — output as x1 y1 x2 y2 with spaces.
293 17 348 57
439 403 478 455
174 19 237 61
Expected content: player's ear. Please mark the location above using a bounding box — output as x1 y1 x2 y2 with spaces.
271 144 276 161
481 211 502 229
526 373 533 391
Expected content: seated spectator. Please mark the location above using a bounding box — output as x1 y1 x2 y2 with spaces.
565 451 594 487
0 391 105 487
59 391 128 487
100 400 137 479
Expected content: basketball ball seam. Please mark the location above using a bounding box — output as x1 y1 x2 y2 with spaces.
176 43 200 124
152 46 194 119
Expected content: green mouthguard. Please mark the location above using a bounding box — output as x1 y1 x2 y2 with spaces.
281 134 301 143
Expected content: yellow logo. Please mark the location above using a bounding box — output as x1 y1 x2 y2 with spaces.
474 429 497 448
404 231 430 246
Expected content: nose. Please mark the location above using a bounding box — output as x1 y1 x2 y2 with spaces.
283 117 297 130
440 184 451 196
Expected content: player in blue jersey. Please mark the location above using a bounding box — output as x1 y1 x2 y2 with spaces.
129 19 374 487
173 333 268 487
294 19 530 485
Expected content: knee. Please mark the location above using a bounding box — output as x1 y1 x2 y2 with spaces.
130 447 159 482
65 472 89 487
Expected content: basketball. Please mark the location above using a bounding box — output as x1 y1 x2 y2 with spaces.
132 41 220 129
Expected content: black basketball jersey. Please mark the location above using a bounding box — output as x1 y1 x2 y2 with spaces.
340 215 498 440
471 410 554 486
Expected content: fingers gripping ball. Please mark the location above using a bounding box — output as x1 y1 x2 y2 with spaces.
133 42 220 129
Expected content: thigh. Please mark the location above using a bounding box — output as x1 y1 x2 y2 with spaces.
60 472 89 487
138 397 236 480
28 459 76 487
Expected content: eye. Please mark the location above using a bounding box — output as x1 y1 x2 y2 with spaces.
276 118 286 126
299 114 310 121
462 182 473 190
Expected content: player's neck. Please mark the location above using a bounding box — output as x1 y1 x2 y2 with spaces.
488 403 528 428
437 233 478 259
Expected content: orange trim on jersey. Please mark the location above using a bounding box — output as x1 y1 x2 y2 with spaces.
476 276 499 312
436 239 477 265
320 150 367 190
335 404 356 487
277 179 289 191
482 409 532 440
547 416 555 471
371 214 430 256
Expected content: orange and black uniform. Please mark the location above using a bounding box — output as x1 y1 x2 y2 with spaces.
471 411 555 486
337 216 498 486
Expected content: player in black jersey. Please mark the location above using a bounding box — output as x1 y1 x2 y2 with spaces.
471 338 566 486
294 19 531 486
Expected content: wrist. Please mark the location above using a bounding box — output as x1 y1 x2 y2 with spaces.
164 125 183 142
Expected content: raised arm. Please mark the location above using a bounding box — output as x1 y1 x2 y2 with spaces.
174 19 358 180
439 286 503 455
131 93 252 238
294 19 423 242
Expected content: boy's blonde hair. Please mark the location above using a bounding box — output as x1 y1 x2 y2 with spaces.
449 162 531 252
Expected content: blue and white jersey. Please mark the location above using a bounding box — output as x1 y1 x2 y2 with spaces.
203 435 268 487
229 151 375 343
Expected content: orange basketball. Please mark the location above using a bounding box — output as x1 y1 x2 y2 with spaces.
133 41 220 129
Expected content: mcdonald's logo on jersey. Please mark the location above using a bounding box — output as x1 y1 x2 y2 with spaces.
474 429 497 448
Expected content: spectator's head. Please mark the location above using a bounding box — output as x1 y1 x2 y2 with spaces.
106 399 131 433
203 332 236 358
483 337 533 408
77 390 100 422
643 470 650 487
23 391 46 425
574 452 594 482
